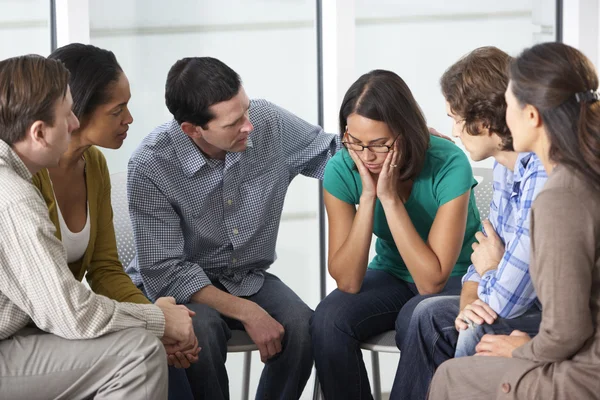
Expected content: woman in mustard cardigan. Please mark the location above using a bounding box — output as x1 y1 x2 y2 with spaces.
33 43 194 400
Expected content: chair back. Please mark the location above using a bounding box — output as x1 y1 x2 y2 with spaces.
472 167 494 221
110 172 137 268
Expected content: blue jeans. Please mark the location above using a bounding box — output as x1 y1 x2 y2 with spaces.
182 272 313 400
454 303 542 357
390 295 542 400
310 269 462 400
169 366 194 400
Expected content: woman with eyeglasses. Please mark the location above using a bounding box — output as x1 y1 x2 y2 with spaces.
429 42 600 400
310 69 481 399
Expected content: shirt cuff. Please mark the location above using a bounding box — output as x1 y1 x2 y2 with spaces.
462 267 482 284
143 304 166 337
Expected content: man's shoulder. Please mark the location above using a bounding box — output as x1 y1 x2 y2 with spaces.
0 165 44 213
520 153 548 182
129 120 178 170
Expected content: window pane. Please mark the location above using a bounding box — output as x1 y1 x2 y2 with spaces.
0 0 50 59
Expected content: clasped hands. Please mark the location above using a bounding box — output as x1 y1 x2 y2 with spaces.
155 297 200 368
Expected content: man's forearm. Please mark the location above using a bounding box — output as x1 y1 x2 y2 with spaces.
459 281 480 310
191 285 254 323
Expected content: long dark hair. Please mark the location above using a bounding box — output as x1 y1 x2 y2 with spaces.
339 69 429 181
510 42 600 189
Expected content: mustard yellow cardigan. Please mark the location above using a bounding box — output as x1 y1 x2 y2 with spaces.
32 146 150 304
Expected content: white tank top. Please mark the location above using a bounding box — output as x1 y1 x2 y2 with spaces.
52 188 91 264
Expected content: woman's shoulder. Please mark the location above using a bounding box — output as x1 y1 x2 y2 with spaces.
426 136 468 165
84 146 110 177
420 136 470 180
326 148 355 174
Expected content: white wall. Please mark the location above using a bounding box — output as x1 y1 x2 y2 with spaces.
0 0 50 59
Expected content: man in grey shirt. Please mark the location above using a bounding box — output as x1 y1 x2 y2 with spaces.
0 54 196 399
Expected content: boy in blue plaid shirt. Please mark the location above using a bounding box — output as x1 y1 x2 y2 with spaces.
390 46 547 400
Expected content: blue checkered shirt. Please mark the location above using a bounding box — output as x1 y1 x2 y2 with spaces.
462 152 547 318
125 99 339 303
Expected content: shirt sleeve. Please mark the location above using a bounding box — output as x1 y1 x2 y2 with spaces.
127 161 212 303
433 150 477 206
273 102 340 179
475 166 547 317
0 197 165 339
85 156 151 304
513 189 595 362
323 151 359 204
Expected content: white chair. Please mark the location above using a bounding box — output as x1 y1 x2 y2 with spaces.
313 167 495 400
110 172 259 400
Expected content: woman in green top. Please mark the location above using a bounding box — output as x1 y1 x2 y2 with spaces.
33 43 195 399
310 69 481 399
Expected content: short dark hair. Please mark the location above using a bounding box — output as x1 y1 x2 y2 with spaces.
510 42 600 190
339 69 430 181
48 43 123 120
165 57 242 127
0 55 70 146
441 46 513 151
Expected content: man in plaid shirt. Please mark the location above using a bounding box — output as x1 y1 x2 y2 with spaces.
390 47 547 400
0 55 196 400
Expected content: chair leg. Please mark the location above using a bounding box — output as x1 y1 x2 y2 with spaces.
312 370 322 400
371 351 382 400
242 351 252 400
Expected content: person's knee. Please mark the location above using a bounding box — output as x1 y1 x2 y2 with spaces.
310 293 354 340
395 297 452 346
283 306 313 351
125 328 168 376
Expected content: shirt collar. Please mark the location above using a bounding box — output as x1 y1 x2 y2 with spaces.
170 120 254 177
0 139 32 181
170 120 208 177
512 152 534 184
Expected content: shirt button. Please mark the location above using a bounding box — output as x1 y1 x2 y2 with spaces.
233 228 239 235
232 258 237 264
501 383 511 393
227 200 232 205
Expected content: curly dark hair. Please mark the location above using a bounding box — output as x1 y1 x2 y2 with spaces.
441 46 513 151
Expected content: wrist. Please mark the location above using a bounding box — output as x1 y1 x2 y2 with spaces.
359 194 377 205
379 195 402 208
238 300 260 324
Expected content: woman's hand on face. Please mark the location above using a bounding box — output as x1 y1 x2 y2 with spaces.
348 149 377 200
376 143 400 204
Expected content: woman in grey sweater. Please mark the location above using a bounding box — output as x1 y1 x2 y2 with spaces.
428 41 600 400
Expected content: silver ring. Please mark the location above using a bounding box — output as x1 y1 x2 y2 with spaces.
391 164 398 168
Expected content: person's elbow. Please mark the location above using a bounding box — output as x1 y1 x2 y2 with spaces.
337 282 362 294
331 273 362 294
416 276 447 295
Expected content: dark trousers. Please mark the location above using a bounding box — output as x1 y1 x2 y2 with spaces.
389 295 542 400
310 269 462 400
181 272 314 400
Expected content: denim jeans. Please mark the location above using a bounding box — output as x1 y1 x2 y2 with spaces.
310 269 462 400
182 272 313 400
390 295 542 400
454 304 542 357
169 366 194 400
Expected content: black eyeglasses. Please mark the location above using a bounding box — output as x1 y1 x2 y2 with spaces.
342 129 398 153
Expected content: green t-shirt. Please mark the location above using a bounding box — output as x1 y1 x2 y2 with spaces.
323 135 481 282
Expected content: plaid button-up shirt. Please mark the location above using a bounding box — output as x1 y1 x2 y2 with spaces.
126 99 339 303
0 140 164 340
463 152 548 318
